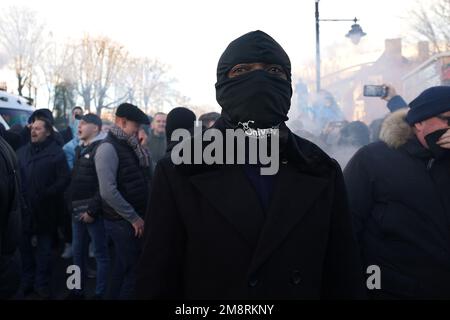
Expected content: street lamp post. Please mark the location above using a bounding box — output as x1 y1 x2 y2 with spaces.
315 0 366 92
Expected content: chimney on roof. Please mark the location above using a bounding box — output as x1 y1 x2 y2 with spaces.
385 38 402 57
417 41 430 61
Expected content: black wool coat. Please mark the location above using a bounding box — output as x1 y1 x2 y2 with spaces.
136 126 365 300
17 136 70 235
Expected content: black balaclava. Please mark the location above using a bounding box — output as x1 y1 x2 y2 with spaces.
215 30 292 129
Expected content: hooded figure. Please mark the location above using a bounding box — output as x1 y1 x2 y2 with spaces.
216 31 292 130
136 30 364 300
165 107 196 152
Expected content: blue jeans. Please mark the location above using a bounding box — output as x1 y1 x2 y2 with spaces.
72 216 110 297
20 233 53 292
104 219 142 300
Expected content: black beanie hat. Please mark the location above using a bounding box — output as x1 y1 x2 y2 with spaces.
165 107 196 143
406 86 450 125
28 109 54 125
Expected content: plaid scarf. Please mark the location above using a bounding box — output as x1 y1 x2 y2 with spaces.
109 125 151 168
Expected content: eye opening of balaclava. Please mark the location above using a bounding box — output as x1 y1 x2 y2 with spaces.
215 30 293 129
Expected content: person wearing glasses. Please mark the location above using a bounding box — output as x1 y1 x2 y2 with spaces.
344 86 450 299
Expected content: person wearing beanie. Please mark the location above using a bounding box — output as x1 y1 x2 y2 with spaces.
136 31 365 300
18 109 65 148
165 107 196 151
344 85 450 299
16 115 70 299
95 103 151 299
66 113 109 300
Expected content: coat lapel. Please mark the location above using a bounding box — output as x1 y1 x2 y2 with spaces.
249 162 330 273
189 165 266 248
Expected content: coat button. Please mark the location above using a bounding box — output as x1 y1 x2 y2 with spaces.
291 270 301 285
248 278 259 288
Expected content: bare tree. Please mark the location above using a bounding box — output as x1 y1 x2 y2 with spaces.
93 38 129 114
136 59 187 113
411 0 450 53
0 6 47 97
69 35 98 111
40 35 73 108
115 57 188 114
69 35 129 115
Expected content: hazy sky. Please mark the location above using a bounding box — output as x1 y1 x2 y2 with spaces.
0 0 417 110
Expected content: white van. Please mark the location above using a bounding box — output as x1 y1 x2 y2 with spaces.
0 90 34 130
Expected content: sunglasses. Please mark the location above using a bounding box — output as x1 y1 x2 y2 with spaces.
74 114 83 120
435 115 450 126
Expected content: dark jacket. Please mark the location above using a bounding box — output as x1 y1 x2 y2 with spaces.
101 133 150 221
0 125 21 151
60 126 74 145
136 124 365 300
344 108 450 299
146 131 167 174
16 136 70 234
0 136 22 299
68 133 106 218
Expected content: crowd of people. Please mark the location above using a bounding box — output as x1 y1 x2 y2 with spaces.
1 30 450 300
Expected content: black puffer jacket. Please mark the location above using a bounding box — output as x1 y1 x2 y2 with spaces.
68 133 106 218
101 133 150 221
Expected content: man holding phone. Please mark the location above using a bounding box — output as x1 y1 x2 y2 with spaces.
363 84 407 112
95 103 151 299
345 86 450 299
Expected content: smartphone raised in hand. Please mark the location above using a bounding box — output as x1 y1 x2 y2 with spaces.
363 85 387 98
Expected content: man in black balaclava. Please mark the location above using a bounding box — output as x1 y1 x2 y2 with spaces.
215 31 292 130
136 30 365 299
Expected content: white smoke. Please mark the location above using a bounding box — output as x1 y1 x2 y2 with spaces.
0 51 9 68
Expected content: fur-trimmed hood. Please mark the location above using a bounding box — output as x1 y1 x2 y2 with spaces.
379 108 414 149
